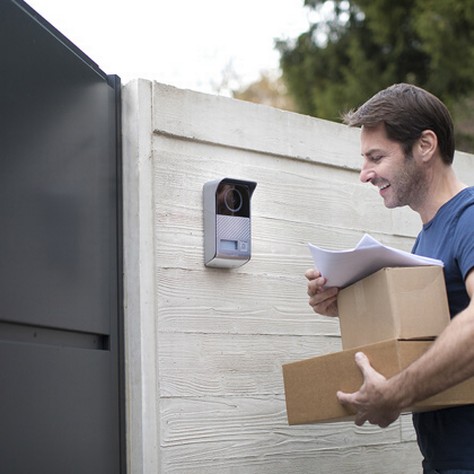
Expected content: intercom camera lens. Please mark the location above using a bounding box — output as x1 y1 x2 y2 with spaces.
224 187 243 212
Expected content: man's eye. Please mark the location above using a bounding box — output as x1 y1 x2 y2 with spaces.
371 155 383 163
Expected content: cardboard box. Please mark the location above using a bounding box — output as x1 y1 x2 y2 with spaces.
337 266 450 349
282 339 474 425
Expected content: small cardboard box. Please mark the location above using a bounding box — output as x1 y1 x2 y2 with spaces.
282 339 474 425
337 266 450 349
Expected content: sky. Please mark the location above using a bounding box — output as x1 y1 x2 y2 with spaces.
27 0 312 95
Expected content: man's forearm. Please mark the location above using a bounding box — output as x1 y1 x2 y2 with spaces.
386 304 474 409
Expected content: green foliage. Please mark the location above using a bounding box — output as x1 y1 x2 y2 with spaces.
278 0 474 151
415 0 474 102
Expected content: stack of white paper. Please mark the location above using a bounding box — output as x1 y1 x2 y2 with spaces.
308 233 443 288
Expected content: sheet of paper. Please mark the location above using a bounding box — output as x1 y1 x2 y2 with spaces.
308 233 443 288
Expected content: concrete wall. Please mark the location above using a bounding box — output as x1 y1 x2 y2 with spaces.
122 79 474 473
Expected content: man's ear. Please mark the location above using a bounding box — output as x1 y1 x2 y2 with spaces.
417 130 438 162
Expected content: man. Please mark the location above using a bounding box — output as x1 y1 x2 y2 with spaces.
306 83 474 473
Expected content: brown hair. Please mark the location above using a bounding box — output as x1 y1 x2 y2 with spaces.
343 83 455 164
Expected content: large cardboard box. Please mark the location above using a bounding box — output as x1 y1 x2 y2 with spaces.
282 339 474 425
337 266 450 349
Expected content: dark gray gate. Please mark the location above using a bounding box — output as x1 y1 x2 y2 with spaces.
0 1 124 472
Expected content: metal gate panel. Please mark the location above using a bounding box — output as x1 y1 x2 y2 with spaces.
1 1 118 335
0 1 124 472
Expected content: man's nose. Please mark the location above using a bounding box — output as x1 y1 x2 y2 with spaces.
359 162 375 183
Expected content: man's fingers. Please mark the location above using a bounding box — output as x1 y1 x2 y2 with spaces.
337 390 366 424
306 277 327 296
354 412 368 426
354 352 376 379
354 352 388 388
336 390 358 408
337 354 398 428
337 353 373 406
306 269 339 317
305 268 321 281
337 389 376 427
336 390 350 405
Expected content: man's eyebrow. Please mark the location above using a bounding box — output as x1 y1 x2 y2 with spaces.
362 148 383 158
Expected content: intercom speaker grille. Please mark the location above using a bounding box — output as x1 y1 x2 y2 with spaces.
216 215 250 241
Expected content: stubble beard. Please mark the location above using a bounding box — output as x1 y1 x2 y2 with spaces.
386 154 428 210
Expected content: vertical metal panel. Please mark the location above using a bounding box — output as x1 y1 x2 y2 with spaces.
0 1 124 472
1 2 116 334
0 342 119 473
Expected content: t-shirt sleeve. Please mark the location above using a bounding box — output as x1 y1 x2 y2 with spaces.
455 204 474 280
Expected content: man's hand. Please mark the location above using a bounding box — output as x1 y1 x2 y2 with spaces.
337 352 401 428
305 268 339 317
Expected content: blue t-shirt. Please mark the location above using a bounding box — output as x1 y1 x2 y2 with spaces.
411 186 474 470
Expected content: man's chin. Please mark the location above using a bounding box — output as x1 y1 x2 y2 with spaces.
383 199 407 209
382 198 400 209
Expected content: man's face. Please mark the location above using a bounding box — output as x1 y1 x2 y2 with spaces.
359 123 427 210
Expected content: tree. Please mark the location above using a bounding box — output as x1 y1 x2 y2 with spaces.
232 72 297 112
277 0 474 151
